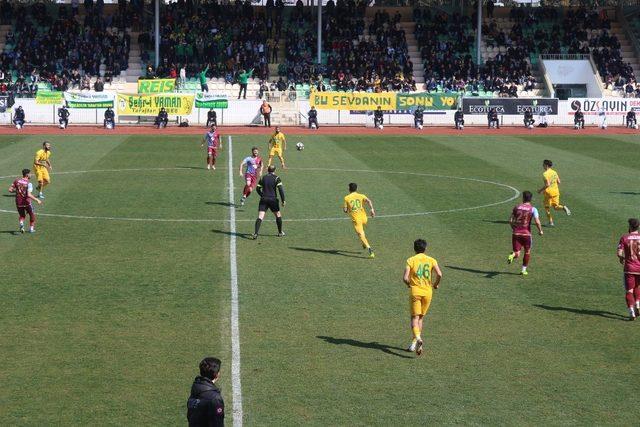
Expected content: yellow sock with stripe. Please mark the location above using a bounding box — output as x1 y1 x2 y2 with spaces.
412 327 421 340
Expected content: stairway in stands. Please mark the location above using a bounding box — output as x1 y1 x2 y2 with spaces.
362 9 424 89
124 32 144 83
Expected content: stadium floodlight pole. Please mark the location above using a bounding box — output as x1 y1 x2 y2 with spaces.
155 0 160 69
317 0 322 65
476 0 482 67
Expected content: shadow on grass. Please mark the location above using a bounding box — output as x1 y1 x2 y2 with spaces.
211 229 252 239
483 219 511 225
610 191 640 195
3 194 15 198
0 230 17 235
317 336 413 359
533 304 628 321
290 246 368 259
446 264 520 279
206 201 236 207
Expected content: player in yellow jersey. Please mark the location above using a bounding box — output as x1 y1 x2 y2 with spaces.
537 159 571 226
33 141 52 199
267 126 286 169
403 238 442 356
343 182 376 258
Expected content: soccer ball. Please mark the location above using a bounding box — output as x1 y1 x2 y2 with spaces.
528 124 534 129
296 142 304 151
601 123 607 130
311 122 317 129
459 124 464 130
379 124 384 130
106 121 114 130
574 123 580 129
16 123 22 130
634 124 639 130
59 123 66 129
417 124 423 130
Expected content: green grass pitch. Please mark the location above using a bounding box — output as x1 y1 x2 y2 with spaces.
1 133 639 425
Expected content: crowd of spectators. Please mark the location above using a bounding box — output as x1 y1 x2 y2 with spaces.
561 8 635 90
415 10 481 94
0 1 132 96
144 0 283 84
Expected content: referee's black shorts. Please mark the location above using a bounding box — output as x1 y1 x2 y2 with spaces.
258 198 280 212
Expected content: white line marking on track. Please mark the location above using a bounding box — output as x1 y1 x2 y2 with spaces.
227 136 244 426
0 168 520 222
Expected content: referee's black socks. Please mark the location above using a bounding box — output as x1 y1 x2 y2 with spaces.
276 217 283 233
254 218 262 235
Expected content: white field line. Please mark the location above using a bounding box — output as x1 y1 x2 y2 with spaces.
227 136 243 426
0 168 519 222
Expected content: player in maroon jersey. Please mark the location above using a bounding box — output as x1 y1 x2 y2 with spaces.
617 218 640 320
201 126 222 170
238 147 263 206
8 169 42 233
507 191 543 275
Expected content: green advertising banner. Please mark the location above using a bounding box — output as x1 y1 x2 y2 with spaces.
195 93 229 109
396 92 458 110
137 78 176 94
36 91 64 105
64 92 114 108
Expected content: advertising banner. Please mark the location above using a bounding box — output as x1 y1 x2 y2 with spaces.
137 78 177 94
0 95 8 112
310 92 396 110
117 93 195 116
567 98 640 115
64 92 114 108
462 98 559 115
36 91 64 105
396 93 458 110
195 92 229 109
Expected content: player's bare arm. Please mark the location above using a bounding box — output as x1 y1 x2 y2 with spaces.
8 183 15 192
534 216 544 235
617 248 625 264
403 266 411 286
509 214 516 229
365 198 376 217
28 190 42 205
538 179 550 194
239 161 245 177
432 264 443 289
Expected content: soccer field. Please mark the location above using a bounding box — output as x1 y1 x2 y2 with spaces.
1 132 639 425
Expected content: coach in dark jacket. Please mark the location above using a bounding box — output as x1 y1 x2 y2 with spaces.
206 109 217 127
373 106 384 128
308 106 318 128
187 357 225 427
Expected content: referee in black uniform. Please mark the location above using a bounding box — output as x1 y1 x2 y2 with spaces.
252 165 285 239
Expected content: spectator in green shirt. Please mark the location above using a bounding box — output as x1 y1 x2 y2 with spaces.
237 68 253 99
200 64 210 92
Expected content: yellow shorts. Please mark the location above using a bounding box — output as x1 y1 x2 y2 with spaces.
352 216 368 234
35 167 50 183
544 193 560 208
269 148 282 157
410 292 432 317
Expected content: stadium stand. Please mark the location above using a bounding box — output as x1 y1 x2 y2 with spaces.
0 2 132 96
478 6 638 97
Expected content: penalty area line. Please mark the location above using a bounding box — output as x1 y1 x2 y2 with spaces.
227 135 244 426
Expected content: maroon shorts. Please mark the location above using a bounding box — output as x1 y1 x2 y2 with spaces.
207 147 218 158
245 174 258 189
624 273 640 291
17 205 35 219
512 234 531 253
